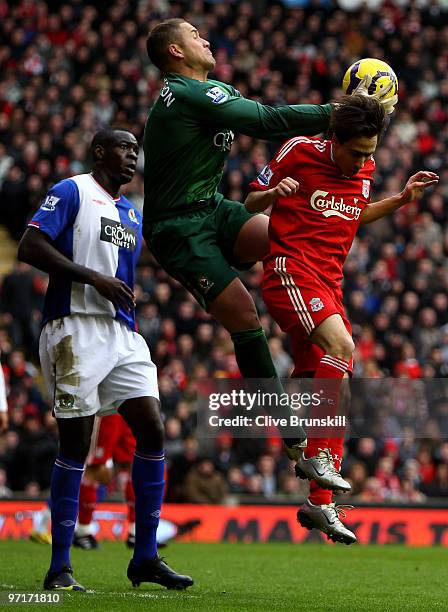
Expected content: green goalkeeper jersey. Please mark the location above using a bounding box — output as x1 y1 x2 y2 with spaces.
143 73 331 224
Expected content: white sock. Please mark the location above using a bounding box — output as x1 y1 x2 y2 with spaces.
75 523 93 537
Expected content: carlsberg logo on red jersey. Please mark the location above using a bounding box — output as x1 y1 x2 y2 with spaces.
310 190 362 221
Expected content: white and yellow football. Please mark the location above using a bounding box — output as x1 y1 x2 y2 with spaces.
342 58 398 100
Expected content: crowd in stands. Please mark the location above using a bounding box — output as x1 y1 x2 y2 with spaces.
0 0 447 504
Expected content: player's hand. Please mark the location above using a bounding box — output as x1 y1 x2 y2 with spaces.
0 412 8 434
352 74 398 115
378 92 398 115
400 171 439 204
271 177 299 198
91 273 136 312
352 74 372 96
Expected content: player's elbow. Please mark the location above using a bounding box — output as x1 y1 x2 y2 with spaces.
244 195 256 213
360 206 373 225
17 234 32 264
18 228 38 265
245 192 268 213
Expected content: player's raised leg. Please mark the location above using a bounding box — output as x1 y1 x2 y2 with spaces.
292 315 356 544
232 213 270 264
119 396 193 590
43 415 94 592
296 314 352 492
208 277 307 456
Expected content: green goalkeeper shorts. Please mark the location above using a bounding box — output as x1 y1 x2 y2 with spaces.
144 196 256 310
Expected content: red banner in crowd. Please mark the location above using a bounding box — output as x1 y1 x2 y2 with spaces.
1 501 447 546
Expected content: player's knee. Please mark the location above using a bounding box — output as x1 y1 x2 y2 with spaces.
231 307 260 332
328 336 355 362
57 414 94 465
59 438 90 464
133 406 164 451
149 411 165 449
87 464 113 485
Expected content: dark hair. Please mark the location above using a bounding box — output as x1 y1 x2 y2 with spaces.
330 95 387 144
91 127 133 161
146 18 185 72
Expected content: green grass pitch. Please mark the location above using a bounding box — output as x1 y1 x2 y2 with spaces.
0 541 446 611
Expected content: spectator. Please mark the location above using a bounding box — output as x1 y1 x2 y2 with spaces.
0 467 12 498
421 464 448 498
375 457 402 500
184 459 228 504
1 263 41 354
346 461 368 497
256 455 277 498
227 466 246 495
359 477 385 503
268 337 293 377
166 437 199 502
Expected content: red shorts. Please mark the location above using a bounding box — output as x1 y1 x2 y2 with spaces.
89 413 136 466
263 256 353 375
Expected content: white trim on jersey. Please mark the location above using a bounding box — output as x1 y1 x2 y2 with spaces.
322 355 350 370
276 137 326 163
320 355 349 373
89 174 120 202
273 257 315 334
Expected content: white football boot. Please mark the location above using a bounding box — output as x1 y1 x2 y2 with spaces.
295 447 351 492
297 499 357 545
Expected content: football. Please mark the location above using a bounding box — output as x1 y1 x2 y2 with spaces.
342 58 398 100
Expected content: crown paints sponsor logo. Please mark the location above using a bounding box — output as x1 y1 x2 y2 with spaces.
100 217 137 250
310 190 362 221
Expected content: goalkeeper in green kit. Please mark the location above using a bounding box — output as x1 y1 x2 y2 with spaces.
143 18 395 473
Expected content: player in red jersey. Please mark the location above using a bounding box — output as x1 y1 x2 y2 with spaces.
74 414 136 549
246 95 438 544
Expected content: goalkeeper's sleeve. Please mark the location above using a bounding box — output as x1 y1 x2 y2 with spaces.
183 80 332 140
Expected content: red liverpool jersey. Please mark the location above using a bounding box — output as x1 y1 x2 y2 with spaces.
249 137 375 287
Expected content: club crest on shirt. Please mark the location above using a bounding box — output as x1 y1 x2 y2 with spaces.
198 276 214 294
40 195 60 211
309 297 324 312
205 86 228 104
362 179 370 199
128 208 139 224
56 393 75 410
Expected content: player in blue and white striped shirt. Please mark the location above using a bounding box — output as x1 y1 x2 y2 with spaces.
19 128 193 593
